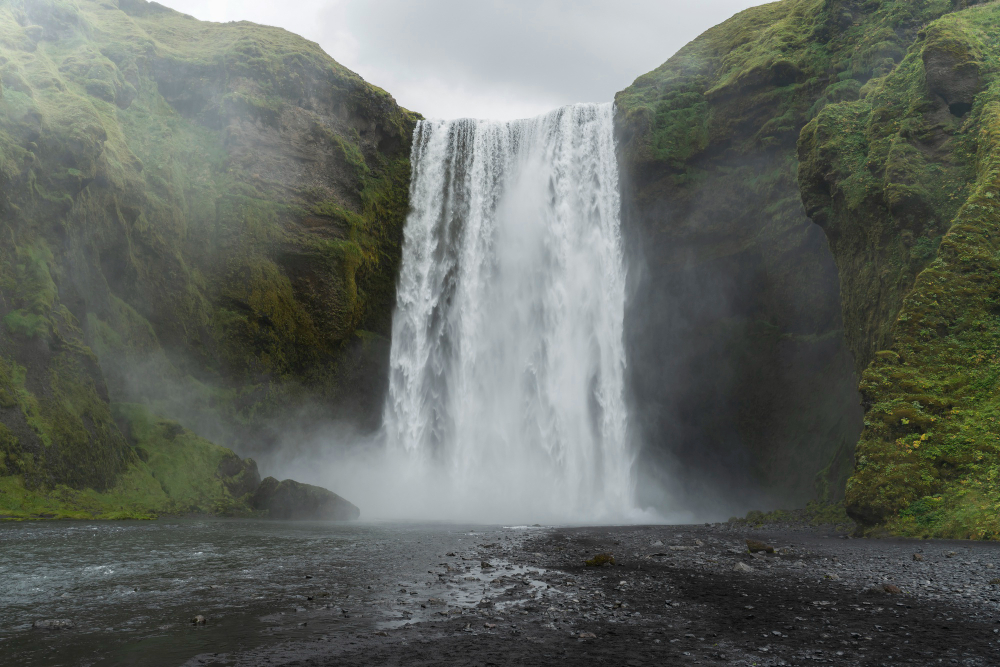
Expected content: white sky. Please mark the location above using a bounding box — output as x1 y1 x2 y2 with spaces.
155 0 770 121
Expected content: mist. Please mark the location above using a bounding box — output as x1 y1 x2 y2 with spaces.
157 0 772 120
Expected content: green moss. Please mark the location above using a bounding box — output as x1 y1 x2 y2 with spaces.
0 402 261 520
798 2 1000 536
112 403 249 514
585 553 615 567
0 0 418 510
730 500 855 531
3 309 47 338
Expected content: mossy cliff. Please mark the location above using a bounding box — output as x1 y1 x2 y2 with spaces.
616 0 998 531
0 0 416 516
799 1 1000 537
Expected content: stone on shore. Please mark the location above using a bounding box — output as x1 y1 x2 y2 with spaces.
585 553 615 567
746 539 775 554
251 477 361 521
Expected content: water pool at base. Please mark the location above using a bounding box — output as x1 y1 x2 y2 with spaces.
0 520 541 666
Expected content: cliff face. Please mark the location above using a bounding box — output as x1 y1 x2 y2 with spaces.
799 1 1000 537
616 0 998 531
615 0 857 511
0 0 415 516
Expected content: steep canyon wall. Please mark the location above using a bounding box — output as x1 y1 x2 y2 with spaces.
617 0 1000 533
0 0 416 516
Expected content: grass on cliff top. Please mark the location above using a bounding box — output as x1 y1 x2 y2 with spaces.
616 0 974 164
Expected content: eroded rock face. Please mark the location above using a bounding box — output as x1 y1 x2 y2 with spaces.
0 0 415 515
251 477 360 521
798 4 1000 536
923 32 981 118
614 0 994 517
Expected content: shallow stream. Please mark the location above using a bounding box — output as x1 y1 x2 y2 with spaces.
0 519 541 666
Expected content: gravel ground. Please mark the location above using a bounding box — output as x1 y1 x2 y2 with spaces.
200 523 1000 666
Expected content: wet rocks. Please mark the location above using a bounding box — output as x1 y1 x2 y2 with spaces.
32 619 74 630
217 455 261 499
251 477 360 521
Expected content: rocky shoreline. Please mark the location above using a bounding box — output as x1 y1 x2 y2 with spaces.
223 523 1000 666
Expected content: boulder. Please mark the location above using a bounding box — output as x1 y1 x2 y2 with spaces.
251 477 360 521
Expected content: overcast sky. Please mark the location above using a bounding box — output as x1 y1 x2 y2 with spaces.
156 0 770 120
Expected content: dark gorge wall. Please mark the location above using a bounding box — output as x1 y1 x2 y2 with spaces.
614 0 991 517
0 0 416 516
799 1 1000 537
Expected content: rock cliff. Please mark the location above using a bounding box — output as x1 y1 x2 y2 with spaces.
617 0 998 534
799 0 1000 537
0 0 414 517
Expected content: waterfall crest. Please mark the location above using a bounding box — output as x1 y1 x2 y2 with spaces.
384 103 633 521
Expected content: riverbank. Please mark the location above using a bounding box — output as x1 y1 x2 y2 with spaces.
228 524 1000 666
7 521 1000 665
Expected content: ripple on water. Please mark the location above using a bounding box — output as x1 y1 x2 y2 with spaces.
0 520 537 666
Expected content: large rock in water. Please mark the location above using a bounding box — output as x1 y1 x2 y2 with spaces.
251 477 360 521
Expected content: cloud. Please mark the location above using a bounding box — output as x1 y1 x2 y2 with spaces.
157 0 769 119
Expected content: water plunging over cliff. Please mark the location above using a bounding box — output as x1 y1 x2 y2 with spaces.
384 103 633 521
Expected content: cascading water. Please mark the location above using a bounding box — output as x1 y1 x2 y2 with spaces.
384 103 633 522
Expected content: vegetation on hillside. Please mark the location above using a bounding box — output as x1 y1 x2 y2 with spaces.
615 0 998 529
800 2 1000 537
0 0 416 515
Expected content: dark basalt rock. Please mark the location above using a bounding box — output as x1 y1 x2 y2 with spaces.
217 455 261 500
251 477 360 521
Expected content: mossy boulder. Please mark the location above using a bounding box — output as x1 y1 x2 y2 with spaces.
0 0 415 514
251 476 360 521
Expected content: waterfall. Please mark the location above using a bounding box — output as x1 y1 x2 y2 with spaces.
384 103 633 521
